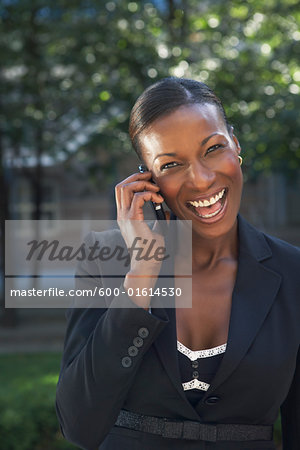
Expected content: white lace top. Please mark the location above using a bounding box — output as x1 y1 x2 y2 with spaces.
177 340 227 392
148 308 227 396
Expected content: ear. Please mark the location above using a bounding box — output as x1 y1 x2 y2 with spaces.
233 135 241 154
229 126 241 155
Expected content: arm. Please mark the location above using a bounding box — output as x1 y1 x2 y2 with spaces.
56 235 168 450
280 345 300 449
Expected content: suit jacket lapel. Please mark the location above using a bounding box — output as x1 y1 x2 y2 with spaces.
199 215 282 404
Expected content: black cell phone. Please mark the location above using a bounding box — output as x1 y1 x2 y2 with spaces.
138 164 167 222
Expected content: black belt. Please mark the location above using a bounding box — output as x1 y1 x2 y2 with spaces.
115 410 273 442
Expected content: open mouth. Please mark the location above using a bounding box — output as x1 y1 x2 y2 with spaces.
186 188 228 220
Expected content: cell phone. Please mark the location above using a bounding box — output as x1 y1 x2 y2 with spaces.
138 164 167 223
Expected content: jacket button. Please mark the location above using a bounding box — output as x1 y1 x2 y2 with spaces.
133 336 144 347
121 356 132 368
205 396 220 405
138 327 149 338
128 346 138 357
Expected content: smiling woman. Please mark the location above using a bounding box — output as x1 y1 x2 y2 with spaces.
56 77 300 450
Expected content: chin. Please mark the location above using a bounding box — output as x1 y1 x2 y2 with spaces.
192 215 238 240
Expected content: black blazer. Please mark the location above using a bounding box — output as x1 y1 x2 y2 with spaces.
56 215 300 450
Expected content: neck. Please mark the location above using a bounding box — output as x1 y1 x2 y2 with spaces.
176 219 239 271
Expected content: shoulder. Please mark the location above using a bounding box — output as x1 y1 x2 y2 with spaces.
78 221 154 277
238 214 299 262
262 232 300 262
83 227 125 247
78 227 128 278
262 232 300 284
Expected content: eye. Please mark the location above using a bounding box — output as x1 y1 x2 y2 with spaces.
206 144 224 155
160 161 179 170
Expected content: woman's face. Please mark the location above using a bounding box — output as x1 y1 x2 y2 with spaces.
139 103 243 240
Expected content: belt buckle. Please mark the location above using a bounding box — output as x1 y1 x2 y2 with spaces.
162 419 183 439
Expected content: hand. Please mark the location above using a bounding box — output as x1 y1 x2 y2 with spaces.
115 170 170 274
115 170 171 309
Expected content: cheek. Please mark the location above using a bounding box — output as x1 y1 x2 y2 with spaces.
220 154 243 185
159 180 177 196
156 178 178 204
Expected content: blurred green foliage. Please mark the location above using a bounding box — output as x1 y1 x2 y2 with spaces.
1 0 299 184
0 352 282 449
0 353 77 449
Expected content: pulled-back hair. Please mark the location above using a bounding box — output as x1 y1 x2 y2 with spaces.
129 77 230 160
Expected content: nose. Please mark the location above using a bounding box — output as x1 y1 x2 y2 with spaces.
187 160 216 190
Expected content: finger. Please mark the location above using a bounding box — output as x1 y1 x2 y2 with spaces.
115 171 151 201
116 171 152 187
115 173 157 211
118 181 161 213
165 210 171 223
128 191 164 220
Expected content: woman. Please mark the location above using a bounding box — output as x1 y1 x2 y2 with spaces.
56 77 300 450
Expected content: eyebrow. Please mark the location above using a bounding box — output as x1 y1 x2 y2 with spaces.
153 133 220 162
201 132 219 146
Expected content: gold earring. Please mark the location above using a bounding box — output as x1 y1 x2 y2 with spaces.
238 156 243 166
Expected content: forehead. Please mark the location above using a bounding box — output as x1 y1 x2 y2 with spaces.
140 103 227 160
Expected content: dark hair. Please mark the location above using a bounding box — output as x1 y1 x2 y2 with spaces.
129 77 231 160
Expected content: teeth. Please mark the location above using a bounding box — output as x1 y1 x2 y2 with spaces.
188 189 226 208
200 206 223 218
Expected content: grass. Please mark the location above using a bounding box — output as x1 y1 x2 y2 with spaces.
0 353 77 450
